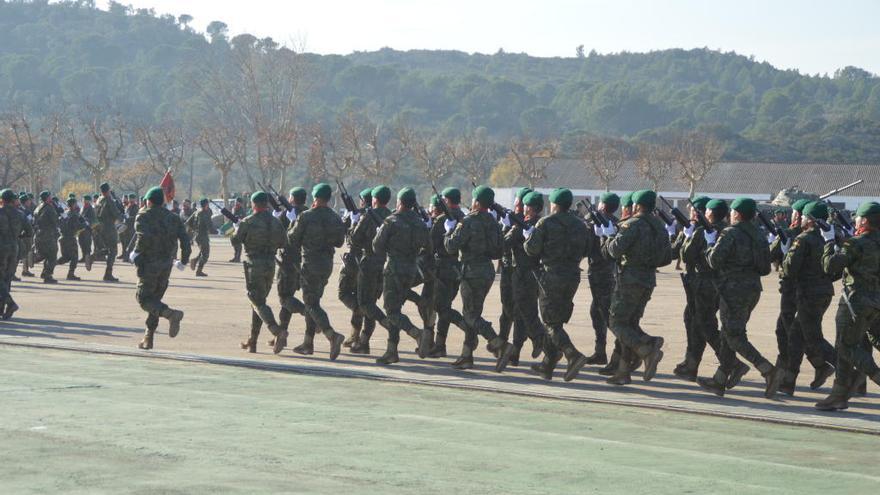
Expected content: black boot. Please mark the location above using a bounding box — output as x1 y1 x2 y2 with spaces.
138 328 155 350
293 334 314 355
697 369 727 397
452 345 474 370
815 383 850 411
376 341 400 365
428 333 447 358
810 364 835 390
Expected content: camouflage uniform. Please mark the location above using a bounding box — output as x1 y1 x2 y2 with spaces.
427 207 467 357
78 202 95 262
131 202 191 349
338 214 370 344
498 224 515 341
229 202 246 262
95 193 123 280
121 201 138 259
349 206 392 352
276 203 309 334
1 201 32 318
504 214 545 364
33 201 59 281
57 208 86 279
586 212 618 361
771 225 804 382
186 208 214 274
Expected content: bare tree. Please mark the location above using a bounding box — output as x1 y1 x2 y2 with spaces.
6 112 64 192
135 123 187 176
635 141 676 191
0 123 24 189
108 161 154 197
411 133 453 185
197 125 244 203
676 131 725 197
446 130 498 185
65 111 126 189
578 135 628 192
508 136 559 187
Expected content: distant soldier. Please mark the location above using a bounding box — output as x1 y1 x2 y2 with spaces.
170 199 181 217
181 199 193 221
584 192 621 365
815 202 880 411
33 191 60 284
524 188 591 381
286 183 347 359
57 197 87 280
128 187 190 350
426 187 468 358
95 182 123 282
186 198 214 277
229 197 246 262
371 187 434 364
78 194 95 267
698 197 781 398
18 193 36 278
443 185 514 371
601 190 670 385
274 187 310 339
120 193 139 261
781 200 838 392
498 187 532 344
339 188 372 348
234 192 288 354
1 188 33 320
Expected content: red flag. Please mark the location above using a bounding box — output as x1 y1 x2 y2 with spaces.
160 170 175 204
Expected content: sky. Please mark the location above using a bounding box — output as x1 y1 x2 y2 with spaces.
98 0 880 75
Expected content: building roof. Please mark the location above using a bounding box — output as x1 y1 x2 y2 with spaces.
542 160 880 199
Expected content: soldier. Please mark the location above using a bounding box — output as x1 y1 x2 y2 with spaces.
181 199 193 221
1 188 33 320
498 187 532 344
339 188 372 348
95 182 123 282
234 192 288 354
697 197 782 398
286 183 347 359
599 191 635 376
371 187 434 364
229 197 246 262
503 191 547 366
524 188 591 381
443 185 514 372
170 200 181 217
601 190 669 385
815 202 880 411
274 187 309 339
349 186 392 355
584 192 621 364
427 187 468 358
18 193 36 278
128 187 190 350
781 200 838 392
78 194 95 267
57 198 87 281
186 198 214 277
770 198 809 394
120 193 139 261
33 191 60 284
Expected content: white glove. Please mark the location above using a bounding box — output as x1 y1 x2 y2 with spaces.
350 211 361 225
821 225 836 243
488 209 498 221
174 260 186 271
767 232 777 245
233 222 240 234
501 213 512 228
704 230 718 246
272 209 283 218
342 210 350 220
684 224 696 239
444 218 457 234
602 223 617 237
424 218 433 229
780 238 792 255
844 225 855 237
593 224 604 237
665 221 677 237
61 211 69 219
129 251 139 263
286 209 298 223
523 226 535 239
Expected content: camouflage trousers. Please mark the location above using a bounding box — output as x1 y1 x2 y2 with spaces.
794 291 837 372
243 256 279 334
511 267 544 349
459 261 500 350
775 279 804 370
717 281 771 374
608 281 655 356
588 270 614 351
300 257 336 337
434 259 465 339
78 229 92 259
231 237 243 260
277 262 306 332
57 237 79 275
687 275 722 366
832 291 880 388
338 251 371 334
195 237 210 271
99 228 118 275
35 236 57 280
382 263 421 344
0 248 17 307
356 256 386 339
18 236 33 273
136 260 173 331
498 263 515 341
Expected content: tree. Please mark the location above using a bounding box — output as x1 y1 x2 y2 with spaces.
676 131 725 197
0 124 23 189
578 135 628 192
197 125 244 203
108 161 153 197
135 123 187 176
635 141 676 191
206 21 228 42
65 111 125 189
5 112 63 192
446 129 499 185
508 136 559 187
411 133 453 185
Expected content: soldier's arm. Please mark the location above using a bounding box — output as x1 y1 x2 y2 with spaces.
522 220 545 258
822 237 855 278
176 216 192 263
371 220 390 257
443 216 470 254
231 218 248 244
270 218 286 251
288 214 306 254
706 228 734 270
603 220 637 260
680 228 704 265
349 215 371 251
781 235 806 278
331 214 345 248
20 211 34 237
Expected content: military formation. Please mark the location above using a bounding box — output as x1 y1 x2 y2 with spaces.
2 179 880 413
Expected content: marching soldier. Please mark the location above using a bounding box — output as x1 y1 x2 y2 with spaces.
57 197 87 280
599 191 635 376
128 187 190 350
427 187 468 358
585 192 621 364
95 182 123 282
120 194 139 261
815 202 880 411
286 183 347 359
78 194 95 268
33 191 60 284
19 192 35 278
498 187 532 344
186 198 213 277
229 196 246 262
1 188 33 320
274 187 310 339
339 188 372 348
698 197 781 399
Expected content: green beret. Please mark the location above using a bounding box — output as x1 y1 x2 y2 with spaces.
235 196 243 204
312 183 332 200
67 198 77 207
620 192 634 208
522 191 544 209
99 182 110 193
600 192 620 206
803 201 829 221
791 199 810 212
1 189 15 202
371 185 391 204
359 188 373 201
397 186 417 207
706 199 728 213
199 197 209 207
39 190 51 201
632 189 657 209
251 191 269 204
548 188 573 208
473 185 495 206
691 196 711 211
128 193 137 200
290 187 307 203
145 187 164 205
19 192 29 201
774 209 786 215
83 195 92 201
731 197 757 215
516 187 533 201
68 193 76 199
430 194 442 208
441 187 461 204
27 192 34 199
856 201 880 217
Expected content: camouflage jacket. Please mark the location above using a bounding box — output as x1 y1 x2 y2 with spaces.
186 208 214 242
373 209 430 275
351 206 392 261
444 209 502 268
823 230 880 296
431 207 465 261
524 210 589 273
233 209 286 260
681 220 728 278
287 205 345 265
707 220 771 292
33 202 59 241
0 205 32 252
133 205 191 263
602 212 669 288
782 227 835 296
505 215 541 272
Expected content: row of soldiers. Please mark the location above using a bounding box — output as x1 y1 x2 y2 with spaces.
3 180 879 412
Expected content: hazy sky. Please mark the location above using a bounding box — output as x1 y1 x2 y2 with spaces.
99 0 879 75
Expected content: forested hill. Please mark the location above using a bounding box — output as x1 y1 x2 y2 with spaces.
2 0 880 163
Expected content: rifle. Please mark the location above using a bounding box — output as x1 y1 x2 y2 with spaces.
818 180 862 235
655 208 674 226
819 180 863 201
336 179 360 214
430 183 453 219
211 200 240 225
109 191 126 215
413 200 431 223
266 183 293 212
757 209 787 244
686 198 714 233
490 202 528 230
577 198 610 227
257 182 282 212
660 196 691 227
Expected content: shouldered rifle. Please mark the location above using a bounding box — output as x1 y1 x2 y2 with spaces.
686 198 714 233
413 201 431 223
336 179 360 214
757 209 787 244
577 198 610 227
430 183 452 219
109 191 126 215
660 196 691 227
265 183 293 212
819 180 863 201
490 202 528 229
257 182 282 212
211 200 240 224
655 208 674 226
819 180 862 235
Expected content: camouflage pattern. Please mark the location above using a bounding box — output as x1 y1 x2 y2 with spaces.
337 214 366 335
504 215 544 349
186 208 214 272
120 201 138 259
277 203 309 332
1 204 31 310
95 194 123 276
78 202 95 260
57 209 86 275
351 206 392 339
430 208 467 343
232 209 286 333
771 225 804 373
585 213 618 354
229 203 246 261
680 220 728 368
498 222 515 341
33 202 59 280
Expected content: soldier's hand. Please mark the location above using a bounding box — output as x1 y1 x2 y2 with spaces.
272 209 283 219
423 217 433 229
665 221 677 237
821 225 836 244
523 226 535 239
174 260 186 271
350 211 361 225
767 232 777 244
780 238 792 255
593 224 604 237
286 209 298 223
488 208 498 221
703 230 718 246
501 213 512 228
684 223 696 239
444 218 457 234
602 223 617 237
129 251 139 263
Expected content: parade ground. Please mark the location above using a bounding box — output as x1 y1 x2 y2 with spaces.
2 237 879 493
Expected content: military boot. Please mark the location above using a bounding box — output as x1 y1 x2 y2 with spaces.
598 348 621 376
673 355 700 382
84 254 93 272
490 337 515 373
272 327 288 355
138 328 155 350
66 272 80 281
43 276 58 284
376 340 400 365
417 327 434 359
638 337 664 382
585 346 608 365
293 334 314 355
725 360 751 390
160 308 184 338
195 270 208 277
327 330 345 361
697 369 727 397
560 347 588 382
2 302 19 321
428 333 447 358
758 362 782 399
509 344 521 367
810 363 835 390
530 334 544 359
240 328 259 353
350 333 371 354
343 326 360 348
871 370 880 387
103 271 118 282
452 345 474 370
815 383 850 411
189 258 198 270
847 373 867 398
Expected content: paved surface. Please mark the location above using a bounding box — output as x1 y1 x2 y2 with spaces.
2 346 879 494
2 237 879 433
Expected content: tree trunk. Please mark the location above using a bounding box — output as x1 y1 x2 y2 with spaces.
219 168 229 207
688 182 696 198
